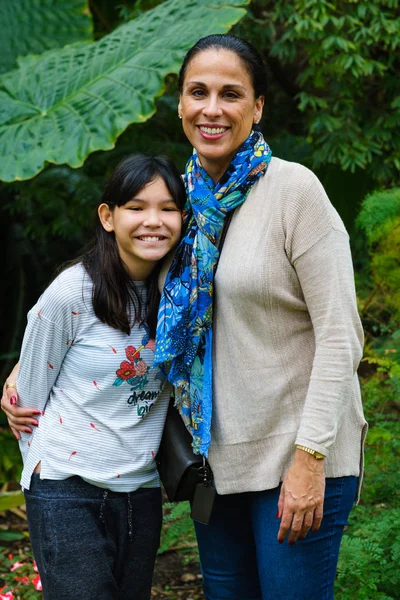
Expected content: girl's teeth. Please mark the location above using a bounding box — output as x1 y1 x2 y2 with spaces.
200 126 227 135
139 236 163 242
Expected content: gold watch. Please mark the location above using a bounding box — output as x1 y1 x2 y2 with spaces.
296 445 325 460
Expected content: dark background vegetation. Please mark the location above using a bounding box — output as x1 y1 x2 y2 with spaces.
0 1 399 598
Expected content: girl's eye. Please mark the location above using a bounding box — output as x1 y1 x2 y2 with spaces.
128 206 142 211
162 207 179 212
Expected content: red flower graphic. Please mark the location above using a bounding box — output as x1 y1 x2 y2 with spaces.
116 361 136 380
135 359 148 376
126 346 140 362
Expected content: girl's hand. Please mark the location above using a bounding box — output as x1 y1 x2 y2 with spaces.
1 364 40 440
277 449 325 544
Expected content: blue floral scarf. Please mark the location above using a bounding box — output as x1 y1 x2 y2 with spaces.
154 131 272 456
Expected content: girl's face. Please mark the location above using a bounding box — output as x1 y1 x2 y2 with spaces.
99 176 182 280
178 48 264 182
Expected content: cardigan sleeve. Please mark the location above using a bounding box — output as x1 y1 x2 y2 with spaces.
292 227 364 456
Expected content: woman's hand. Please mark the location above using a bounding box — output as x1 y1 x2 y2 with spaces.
277 448 325 544
1 363 40 440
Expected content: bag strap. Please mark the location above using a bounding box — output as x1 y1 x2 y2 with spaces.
218 209 234 252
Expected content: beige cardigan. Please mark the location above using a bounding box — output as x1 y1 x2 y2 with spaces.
160 157 367 497
208 157 367 496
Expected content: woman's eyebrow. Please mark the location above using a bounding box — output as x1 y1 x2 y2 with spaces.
186 81 246 91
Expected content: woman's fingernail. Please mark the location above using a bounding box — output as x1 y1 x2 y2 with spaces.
24 428 32 434
278 539 284 544
32 420 39 426
10 397 17 405
289 540 295 546
276 511 280 519
33 411 41 415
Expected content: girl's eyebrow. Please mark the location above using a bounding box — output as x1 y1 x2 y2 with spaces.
128 197 176 203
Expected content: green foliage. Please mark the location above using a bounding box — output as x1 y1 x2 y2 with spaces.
0 492 25 513
335 507 400 599
235 0 400 184
0 547 42 599
0 0 93 74
0 430 22 486
159 502 198 563
0 0 249 182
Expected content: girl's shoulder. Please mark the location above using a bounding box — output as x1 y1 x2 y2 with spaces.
30 263 93 326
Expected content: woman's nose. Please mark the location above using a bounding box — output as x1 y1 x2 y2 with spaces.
202 95 223 118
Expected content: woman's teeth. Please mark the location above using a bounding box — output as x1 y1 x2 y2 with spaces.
138 236 164 242
199 126 227 134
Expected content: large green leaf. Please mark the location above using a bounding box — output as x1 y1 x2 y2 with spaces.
0 0 249 183
0 490 25 511
0 0 93 74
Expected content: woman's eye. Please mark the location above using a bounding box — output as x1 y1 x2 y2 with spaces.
162 207 178 212
223 92 239 100
192 89 205 98
128 206 142 211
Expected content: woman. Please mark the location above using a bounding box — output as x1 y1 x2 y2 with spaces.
3 35 367 600
1 154 185 600
154 34 367 600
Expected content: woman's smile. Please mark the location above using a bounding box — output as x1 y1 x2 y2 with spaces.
179 48 264 182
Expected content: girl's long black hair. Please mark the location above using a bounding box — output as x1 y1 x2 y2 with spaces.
76 154 185 338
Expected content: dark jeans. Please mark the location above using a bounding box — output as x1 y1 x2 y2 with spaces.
194 476 358 600
25 474 162 600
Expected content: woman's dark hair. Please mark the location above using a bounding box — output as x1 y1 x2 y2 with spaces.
178 34 268 101
80 154 185 338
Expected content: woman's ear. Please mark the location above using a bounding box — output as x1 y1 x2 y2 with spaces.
254 95 265 124
178 98 182 119
98 203 114 232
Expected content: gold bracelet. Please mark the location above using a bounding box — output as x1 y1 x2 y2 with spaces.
296 444 325 460
5 382 17 390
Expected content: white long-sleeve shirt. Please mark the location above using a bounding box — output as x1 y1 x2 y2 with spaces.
17 263 170 491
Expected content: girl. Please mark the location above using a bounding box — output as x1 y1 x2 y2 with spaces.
3 154 184 600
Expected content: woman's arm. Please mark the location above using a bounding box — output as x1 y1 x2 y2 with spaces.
1 363 41 440
278 210 363 543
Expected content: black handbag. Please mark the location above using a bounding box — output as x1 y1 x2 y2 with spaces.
156 210 234 502
156 398 211 502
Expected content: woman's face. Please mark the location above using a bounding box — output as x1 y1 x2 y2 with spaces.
178 48 264 182
99 176 182 280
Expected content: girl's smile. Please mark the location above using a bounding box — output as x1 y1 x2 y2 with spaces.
99 176 182 280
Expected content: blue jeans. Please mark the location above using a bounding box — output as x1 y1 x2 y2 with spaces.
24 474 162 600
194 476 358 600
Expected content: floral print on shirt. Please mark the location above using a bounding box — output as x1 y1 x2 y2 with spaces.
113 325 161 418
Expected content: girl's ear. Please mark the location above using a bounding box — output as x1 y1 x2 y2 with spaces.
98 203 114 232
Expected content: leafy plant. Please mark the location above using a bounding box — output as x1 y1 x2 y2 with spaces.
0 431 22 487
159 502 199 564
0 549 42 599
336 507 400 599
235 0 400 184
0 0 249 182
0 0 93 74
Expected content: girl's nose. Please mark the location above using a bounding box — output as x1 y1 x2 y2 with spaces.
143 212 163 227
